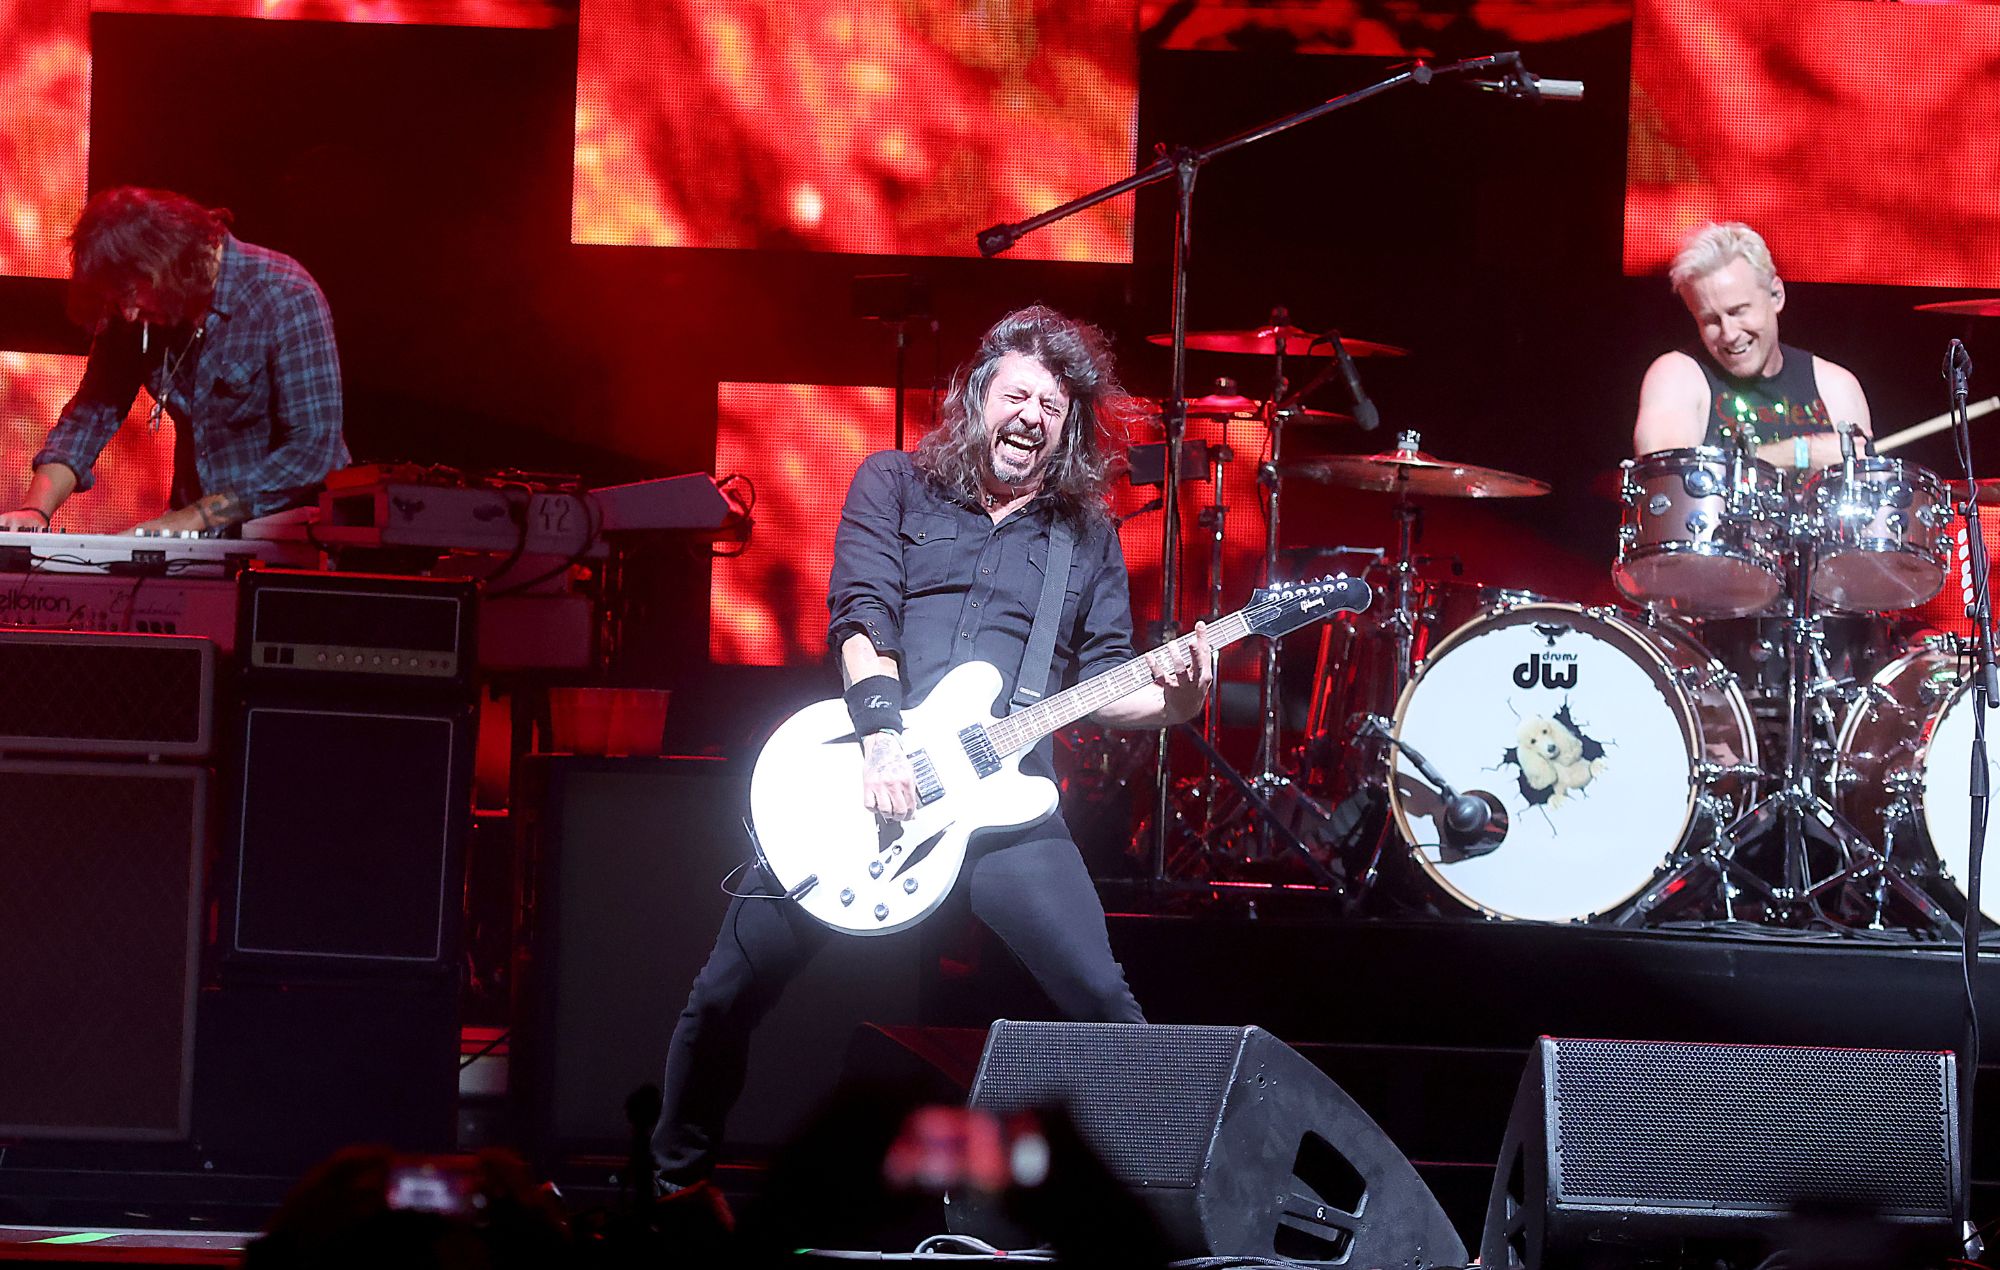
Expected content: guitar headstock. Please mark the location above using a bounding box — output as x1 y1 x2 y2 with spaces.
1246 573 1373 638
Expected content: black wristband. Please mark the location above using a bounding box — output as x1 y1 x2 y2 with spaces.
15 507 49 527
844 674 904 736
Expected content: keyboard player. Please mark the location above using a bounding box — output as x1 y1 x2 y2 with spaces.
1 187 350 536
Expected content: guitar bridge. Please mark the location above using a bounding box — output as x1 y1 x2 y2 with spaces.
958 725 1000 777
909 749 945 805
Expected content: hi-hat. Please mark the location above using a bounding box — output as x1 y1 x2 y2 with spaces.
1915 298 2000 317
1148 325 1409 358
1284 440 1549 498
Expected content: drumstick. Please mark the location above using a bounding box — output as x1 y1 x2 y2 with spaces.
1871 396 2000 452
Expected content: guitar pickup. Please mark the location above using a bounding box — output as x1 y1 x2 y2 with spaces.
958 725 1000 777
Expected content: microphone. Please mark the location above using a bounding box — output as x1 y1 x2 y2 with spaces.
1467 72 1585 102
1357 716 1506 856
1948 339 1975 403
1325 331 1381 432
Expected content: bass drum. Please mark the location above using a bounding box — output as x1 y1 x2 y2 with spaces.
1831 642 1997 921
1389 603 1759 922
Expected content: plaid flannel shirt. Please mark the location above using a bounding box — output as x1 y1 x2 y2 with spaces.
35 235 351 520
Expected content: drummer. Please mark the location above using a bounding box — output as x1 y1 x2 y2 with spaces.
1633 221 1871 470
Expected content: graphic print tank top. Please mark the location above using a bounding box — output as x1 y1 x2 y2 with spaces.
1695 343 1831 448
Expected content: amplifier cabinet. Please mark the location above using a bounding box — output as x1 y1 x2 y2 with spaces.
0 629 213 759
0 762 205 1140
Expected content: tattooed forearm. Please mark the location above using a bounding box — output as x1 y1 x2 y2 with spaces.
195 491 249 528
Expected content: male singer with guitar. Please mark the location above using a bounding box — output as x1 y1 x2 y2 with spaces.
0 186 349 535
651 305 1213 1195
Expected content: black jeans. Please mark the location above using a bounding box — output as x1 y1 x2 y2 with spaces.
650 827 1143 1182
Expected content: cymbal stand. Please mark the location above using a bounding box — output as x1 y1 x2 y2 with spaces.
1253 315 1293 790
1386 480 1425 698
1194 440 1234 830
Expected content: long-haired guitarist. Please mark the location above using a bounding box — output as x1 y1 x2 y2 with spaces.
650 305 1213 1196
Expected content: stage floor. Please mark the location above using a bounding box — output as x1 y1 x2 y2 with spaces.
5 905 1998 1261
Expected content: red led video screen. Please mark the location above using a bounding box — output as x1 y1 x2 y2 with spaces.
0 352 176 533
89 0 573 25
1138 0 1628 55
574 0 1139 260
710 383 1271 668
712 384 938 667
0 0 90 280
1626 0 2000 288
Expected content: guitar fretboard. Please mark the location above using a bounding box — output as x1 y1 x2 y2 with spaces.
984 611 1256 758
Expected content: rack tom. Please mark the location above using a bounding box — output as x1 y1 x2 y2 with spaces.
1801 457 1951 612
1614 446 1786 617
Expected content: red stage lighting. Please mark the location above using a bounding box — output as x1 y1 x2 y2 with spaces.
1626 0 2000 288
0 352 176 534
0 0 89 280
573 0 1138 260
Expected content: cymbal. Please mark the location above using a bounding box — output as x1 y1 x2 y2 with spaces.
1915 298 2000 317
1147 324 1409 358
1132 393 1354 427
1284 442 1550 498
1947 480 2000 506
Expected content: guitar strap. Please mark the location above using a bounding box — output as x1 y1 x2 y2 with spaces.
1010 518 1073 714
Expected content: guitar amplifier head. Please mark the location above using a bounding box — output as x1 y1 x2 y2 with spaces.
239 569 478 695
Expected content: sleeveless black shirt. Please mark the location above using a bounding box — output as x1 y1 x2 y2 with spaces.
1694 342 1832 448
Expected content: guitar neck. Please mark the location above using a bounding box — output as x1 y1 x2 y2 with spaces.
985 610 1255 757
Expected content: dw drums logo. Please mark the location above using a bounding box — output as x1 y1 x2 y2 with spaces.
1513 652 1579 691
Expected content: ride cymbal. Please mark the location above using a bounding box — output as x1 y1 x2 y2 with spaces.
1284 441 1549 498
1147 324 1409 358
1915 298 2000 317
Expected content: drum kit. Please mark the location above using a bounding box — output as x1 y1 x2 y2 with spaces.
1087 308 2000 935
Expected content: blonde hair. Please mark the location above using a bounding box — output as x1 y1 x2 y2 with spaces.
1668 222 1777 294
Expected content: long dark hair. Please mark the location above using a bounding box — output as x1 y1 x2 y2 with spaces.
66 187 231 329
913 305 1131 527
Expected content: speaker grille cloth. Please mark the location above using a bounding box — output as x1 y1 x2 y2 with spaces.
0 638 205 745
972 1022 1240 1186
0 766 199 1135
1553 1039 1953 1214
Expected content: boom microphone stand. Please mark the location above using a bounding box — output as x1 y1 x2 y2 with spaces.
976 51 1565 882
1947 337 1988 1244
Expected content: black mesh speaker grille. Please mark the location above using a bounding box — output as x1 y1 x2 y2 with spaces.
233 705 465 962
0 763 202 1138
969 1021 1243 1186
1551 1039 1954 1215
0 632 209 754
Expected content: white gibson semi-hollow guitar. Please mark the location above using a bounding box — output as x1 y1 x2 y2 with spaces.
749 574 1372 934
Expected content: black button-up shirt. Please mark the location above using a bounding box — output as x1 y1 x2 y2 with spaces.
826 451 1137 715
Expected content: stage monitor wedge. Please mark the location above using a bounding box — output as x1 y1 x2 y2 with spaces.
946 1020 1466 1268
1481 1036 1962 1269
